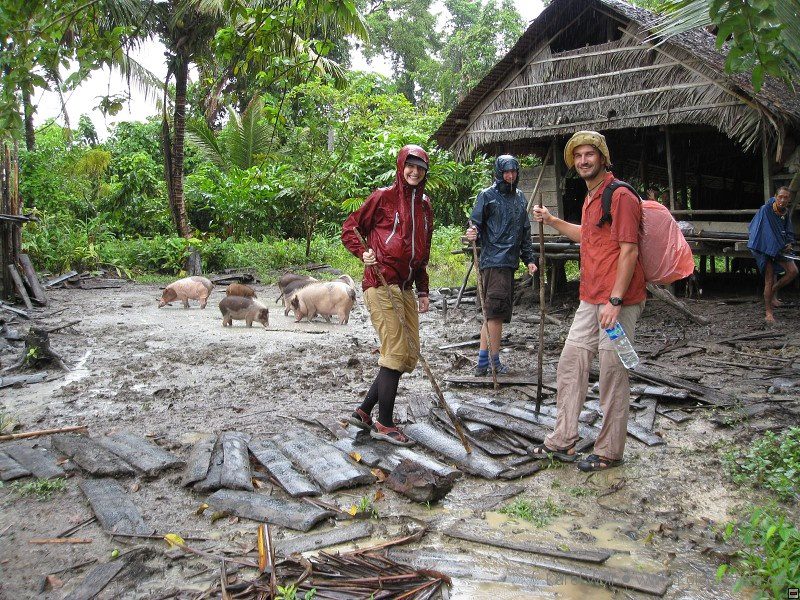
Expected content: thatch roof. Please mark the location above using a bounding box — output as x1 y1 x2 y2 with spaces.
434 0 800 158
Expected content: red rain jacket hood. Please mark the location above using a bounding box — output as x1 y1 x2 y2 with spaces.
342 145 433 294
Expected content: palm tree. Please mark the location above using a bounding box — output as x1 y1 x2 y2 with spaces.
653 0 800 91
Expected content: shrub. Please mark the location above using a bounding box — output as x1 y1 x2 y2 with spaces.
719 506 800 598
723 427 800 501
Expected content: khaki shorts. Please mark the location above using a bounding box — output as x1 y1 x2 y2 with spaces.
565 300 645 352
481 267 514 323
364 286 420 373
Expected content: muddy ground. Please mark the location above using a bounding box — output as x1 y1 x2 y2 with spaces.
0 273 798 599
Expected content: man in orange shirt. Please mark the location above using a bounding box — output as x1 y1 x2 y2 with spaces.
532 131 646 472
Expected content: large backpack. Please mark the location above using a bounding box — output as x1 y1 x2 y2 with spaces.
599 180 695 285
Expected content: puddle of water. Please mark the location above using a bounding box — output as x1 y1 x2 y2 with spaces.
63 349 92 384
450 580 546 599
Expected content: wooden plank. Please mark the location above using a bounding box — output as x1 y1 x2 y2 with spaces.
220 431 252 491
403 422 507 479
634 398 657 430
0 451 30 480
332 436 462 481
18 254 47 305
193 437 224 492
205 490 334 532
473 484 525 511
276 522 374 556
656 407 692 423
630 384 689 400
0 300 29 319
445 375 539 386
277 433 374 492
63 559 127 600
431 409 512 456
3 443 65 479
43 271 78 288
0 372 48 388
181 434 215 486
444 524 612 564
97 432 183 477
629 365 734 406
646 284 709 325
499 460 549 479
582 400 665 446
248 437 320 497
505 554 672 596
8 264 32 310
456 403 550 442
52 434 135 477
79 478 153 535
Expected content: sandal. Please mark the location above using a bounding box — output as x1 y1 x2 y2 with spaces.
577 454 623 472
531 442 578 463
370 422 415 447
347 408 373 431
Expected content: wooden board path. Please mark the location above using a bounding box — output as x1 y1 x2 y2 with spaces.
206 490 334 532
97 432 183 477
79 479 153 535
52 434 135 477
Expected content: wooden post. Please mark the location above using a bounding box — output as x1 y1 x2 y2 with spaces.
11 141 20 255
761 128 772 202
8 264 33 310
665 126 675 211
553 138 565 221
1 143 11 300
18 254 47 305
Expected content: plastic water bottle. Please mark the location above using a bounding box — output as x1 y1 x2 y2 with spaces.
604 322 639 369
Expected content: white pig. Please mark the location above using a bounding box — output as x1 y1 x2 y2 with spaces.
290 281 356 324
159 276 214 309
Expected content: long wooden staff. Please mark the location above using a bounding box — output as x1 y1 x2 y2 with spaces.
469 221 498 390
353 228 472 454
535 192 547 416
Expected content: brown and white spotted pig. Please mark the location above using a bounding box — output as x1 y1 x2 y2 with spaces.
219 296 270 328
290 281 356 324
226 283 257 298
158 276 214 309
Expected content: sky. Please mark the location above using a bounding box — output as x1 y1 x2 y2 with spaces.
33 0 545 139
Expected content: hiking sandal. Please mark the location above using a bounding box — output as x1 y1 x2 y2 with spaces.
370 422 414 447
531 442 578 463
577 454 623 472
347 408 373 431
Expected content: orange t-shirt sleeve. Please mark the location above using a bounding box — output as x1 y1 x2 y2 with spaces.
610 189 641 244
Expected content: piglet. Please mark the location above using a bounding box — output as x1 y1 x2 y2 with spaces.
219 296 270 328
226 283 257 298
159 276 214 309
290 281 356 324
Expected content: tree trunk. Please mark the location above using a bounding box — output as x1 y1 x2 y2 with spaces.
21 87 35 152
170 55 191 239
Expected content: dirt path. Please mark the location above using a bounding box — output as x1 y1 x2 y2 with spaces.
0 281 798 599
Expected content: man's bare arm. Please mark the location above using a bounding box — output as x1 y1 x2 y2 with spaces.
532 206 581 243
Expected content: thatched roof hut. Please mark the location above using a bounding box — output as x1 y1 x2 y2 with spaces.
434 0 800 236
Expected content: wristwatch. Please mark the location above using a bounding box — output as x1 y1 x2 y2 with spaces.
609 297 623 306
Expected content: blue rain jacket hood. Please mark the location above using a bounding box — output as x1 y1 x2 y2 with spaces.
470 155 536 270
494 155 520 194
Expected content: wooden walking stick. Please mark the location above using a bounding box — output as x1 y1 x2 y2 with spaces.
469 221 498 390
353 228 472 453
535 194 547 416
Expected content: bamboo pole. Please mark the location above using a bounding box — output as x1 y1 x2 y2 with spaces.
505 61 682 91
665 126 675 211
535 192 547 416
468 101 744 136
0 425 87 442
488 82 714 116
353 228 471 453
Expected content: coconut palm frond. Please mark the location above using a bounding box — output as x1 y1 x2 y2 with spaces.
649 0 712 42
186 119 228 170
113 52 163 103
95 0 151 32
230 96 272 169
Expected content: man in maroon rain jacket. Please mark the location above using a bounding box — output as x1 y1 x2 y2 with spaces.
341 145 433 445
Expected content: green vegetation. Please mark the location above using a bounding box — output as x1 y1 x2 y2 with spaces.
499 497 565 527
350 494 380 519
568 486 595 498
275 584 317 600
5 478 67 501
723 427 800 501
718 506 800 599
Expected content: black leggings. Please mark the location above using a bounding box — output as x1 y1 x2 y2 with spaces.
359 366 402 426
